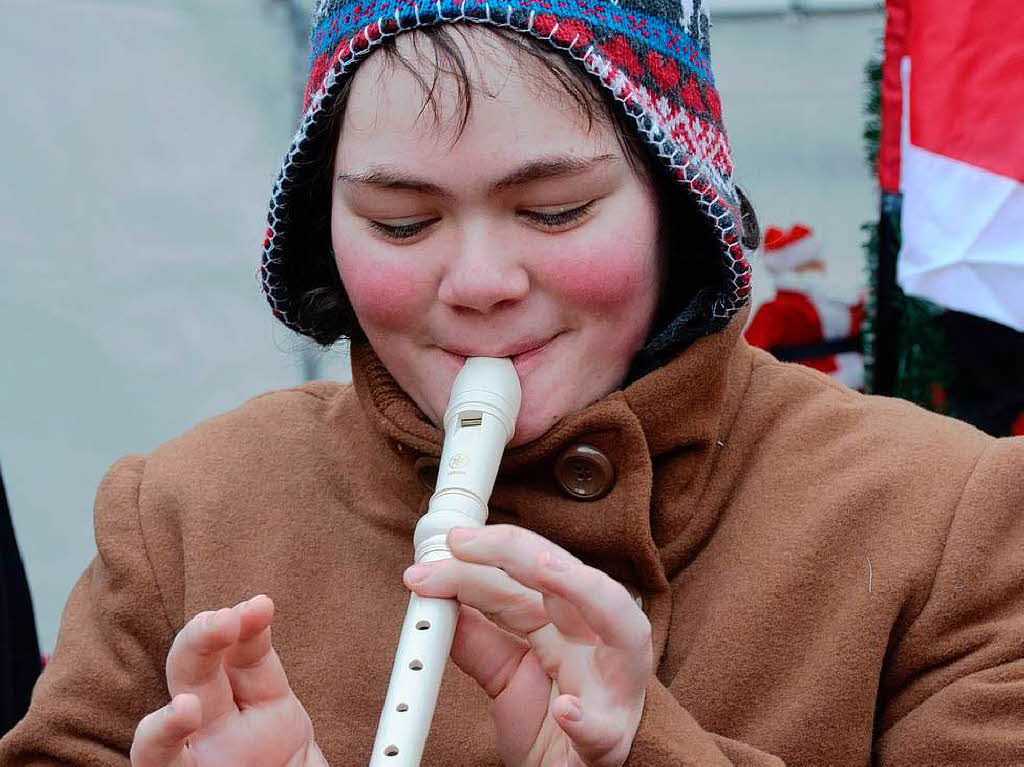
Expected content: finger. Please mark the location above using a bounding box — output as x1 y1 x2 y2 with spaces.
165 605 242 722
130 693 201 767
449 605 532 699
541 591 601 644
449 525 649 652
452 605 551 766
404 558 549 635
222 595 293 706
536 555 651 654
552 692 638 767
423 569 593 687
525 621 578 680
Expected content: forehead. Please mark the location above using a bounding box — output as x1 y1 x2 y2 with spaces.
334 27 624 173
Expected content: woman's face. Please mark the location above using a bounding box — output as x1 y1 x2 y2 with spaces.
331 29 661 446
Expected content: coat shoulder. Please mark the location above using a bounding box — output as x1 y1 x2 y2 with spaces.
151 380 357 464
117 381 370 625
744 351 991 470
135 380 366 516
724 353 1017 633
733 352 996 553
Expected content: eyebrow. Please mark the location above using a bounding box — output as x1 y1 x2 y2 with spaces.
336 154 618 198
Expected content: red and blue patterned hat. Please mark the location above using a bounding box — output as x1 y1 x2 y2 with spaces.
260 0 752 363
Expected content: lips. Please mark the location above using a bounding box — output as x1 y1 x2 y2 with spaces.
510 337 555 366
439 334 558 360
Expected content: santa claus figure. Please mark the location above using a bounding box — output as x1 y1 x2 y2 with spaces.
745 224 866 390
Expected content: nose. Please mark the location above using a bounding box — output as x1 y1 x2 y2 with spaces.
437 231 530 314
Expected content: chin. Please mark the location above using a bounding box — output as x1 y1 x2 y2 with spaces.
506 363 601 446
508 423 545 448
507 398 570 447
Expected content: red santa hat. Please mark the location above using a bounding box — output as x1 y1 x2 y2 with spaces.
761 224 824 274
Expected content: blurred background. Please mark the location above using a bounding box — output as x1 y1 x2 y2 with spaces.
0 0 905 657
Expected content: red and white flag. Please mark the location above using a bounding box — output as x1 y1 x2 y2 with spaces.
879 0 1024 331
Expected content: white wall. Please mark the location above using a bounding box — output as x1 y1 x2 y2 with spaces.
713 0 881 14
714 11 882 305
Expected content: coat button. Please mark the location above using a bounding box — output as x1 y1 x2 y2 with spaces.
413 456 440 492
554 444 614 500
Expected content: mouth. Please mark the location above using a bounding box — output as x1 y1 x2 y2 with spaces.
510 337 555 367
439 334 561 370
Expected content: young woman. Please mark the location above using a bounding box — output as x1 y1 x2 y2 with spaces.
3 1 1022 765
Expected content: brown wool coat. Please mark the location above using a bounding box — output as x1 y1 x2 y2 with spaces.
3 316 1024 766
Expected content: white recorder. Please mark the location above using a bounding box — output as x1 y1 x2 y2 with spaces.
369 357 521 766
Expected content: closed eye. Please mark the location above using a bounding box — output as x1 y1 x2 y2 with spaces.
367 218 440 240
366 200 596 241
519 201 595 229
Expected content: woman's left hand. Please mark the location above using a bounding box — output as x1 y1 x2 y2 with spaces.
403 524 652 767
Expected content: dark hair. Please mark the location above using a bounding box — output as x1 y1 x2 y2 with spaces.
288 24 758 347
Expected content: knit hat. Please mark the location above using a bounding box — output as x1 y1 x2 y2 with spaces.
760 224 824 275
260 0 752 369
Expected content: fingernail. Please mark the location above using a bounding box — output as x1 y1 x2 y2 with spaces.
562 699 582 721
169 694 189 716
404 565 431 584
448 527 478 545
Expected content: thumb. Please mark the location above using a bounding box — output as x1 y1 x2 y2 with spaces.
553 694 640 767
449 605 529 698
130 693 201 767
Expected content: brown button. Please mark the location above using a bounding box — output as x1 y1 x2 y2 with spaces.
554 444 614 500
413 456 440 492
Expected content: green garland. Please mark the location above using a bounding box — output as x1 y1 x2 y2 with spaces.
862 52 950 411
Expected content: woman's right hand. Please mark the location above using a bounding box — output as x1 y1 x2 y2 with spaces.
130 595 327 767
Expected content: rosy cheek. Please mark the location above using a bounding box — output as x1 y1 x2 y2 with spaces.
336 253 432 329
539 242 657 308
